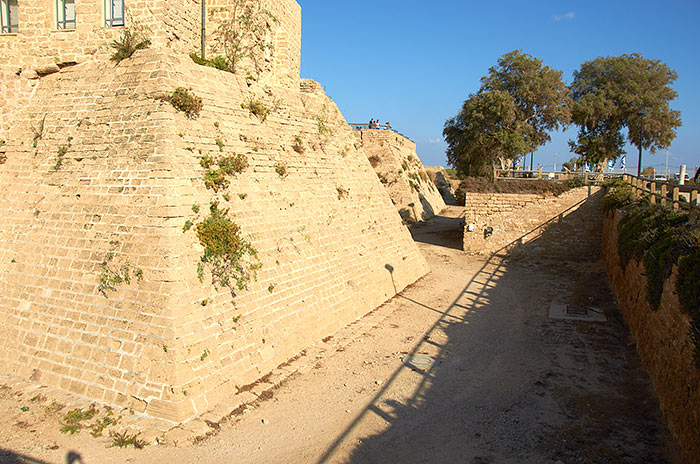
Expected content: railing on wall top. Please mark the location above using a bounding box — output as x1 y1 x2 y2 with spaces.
349 123 413 142
624 173 700 211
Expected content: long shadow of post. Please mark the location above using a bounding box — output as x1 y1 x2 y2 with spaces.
317 189 676 463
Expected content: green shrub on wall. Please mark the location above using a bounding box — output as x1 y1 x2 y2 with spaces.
195 202 261 295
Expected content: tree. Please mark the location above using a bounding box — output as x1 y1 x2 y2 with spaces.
570 53 681 165
641 166 656 178
444 50 571 178
561 157 579 172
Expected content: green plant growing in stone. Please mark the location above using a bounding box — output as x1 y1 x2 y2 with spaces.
30 114 46 151
183 219 193 232
110 11 151 63
215 138 225 151
200 349 210 361
211 0 277 77
242 98 270 121
98 249 144 297
197 262 205 283
336 186 349 199
316 109 332 137
192 204 200 213
162 88 203 119
53 136 72 171
202 154 249 191
274 161 287 178
292 135 304 154
195 202 261 295
189 53 230 72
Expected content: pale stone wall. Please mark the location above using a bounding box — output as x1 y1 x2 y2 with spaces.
0 48 428 422
0 0 301 137
355 129 446 222
602 210 700 463
462 187 601 254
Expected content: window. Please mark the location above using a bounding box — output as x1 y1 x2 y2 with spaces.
105 0 124 27
0 0 18 34
57 0 76 30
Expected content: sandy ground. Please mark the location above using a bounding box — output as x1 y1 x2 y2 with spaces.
0 194 683 464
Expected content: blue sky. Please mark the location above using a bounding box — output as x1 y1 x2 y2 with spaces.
297 0 699 175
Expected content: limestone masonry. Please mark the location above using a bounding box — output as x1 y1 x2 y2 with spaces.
355 129 446 222
0 1 429 423
462 188 601 254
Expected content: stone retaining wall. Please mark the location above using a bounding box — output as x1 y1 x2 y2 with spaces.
602 209 700 463
462 187 600 255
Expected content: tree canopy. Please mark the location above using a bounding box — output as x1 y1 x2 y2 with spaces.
444 50 571 177
569 53 681 165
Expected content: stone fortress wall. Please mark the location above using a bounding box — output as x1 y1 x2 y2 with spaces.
0 0 301 138
0 1 429 423
355 129 446 222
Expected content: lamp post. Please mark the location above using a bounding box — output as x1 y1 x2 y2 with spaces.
637 111 647 177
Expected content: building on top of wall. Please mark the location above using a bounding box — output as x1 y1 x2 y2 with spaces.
0 0 301 136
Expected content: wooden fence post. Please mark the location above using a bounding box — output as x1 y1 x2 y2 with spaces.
672 186 679 210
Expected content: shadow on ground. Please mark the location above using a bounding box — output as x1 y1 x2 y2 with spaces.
319 190 681 463
409 207 465 250
0 449 82 463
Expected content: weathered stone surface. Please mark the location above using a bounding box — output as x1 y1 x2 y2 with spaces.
356 130 445 222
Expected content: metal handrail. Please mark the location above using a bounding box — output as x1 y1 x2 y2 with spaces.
349 123 413 142
622 173 700 211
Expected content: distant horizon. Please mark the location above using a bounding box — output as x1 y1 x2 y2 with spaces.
298 0 698 175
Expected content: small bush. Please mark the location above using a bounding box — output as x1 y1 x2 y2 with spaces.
189 53 230 72
564 177 586 188
336 186 348 199
241 98 270 121
274 162 287 178
602 185 634 210
110 30 151 63
219 154 248 175
202 154 248 191
195 202 261 294
163 88 203 119
292 136 304 154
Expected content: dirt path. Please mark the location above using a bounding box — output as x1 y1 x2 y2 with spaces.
0 193 682 463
